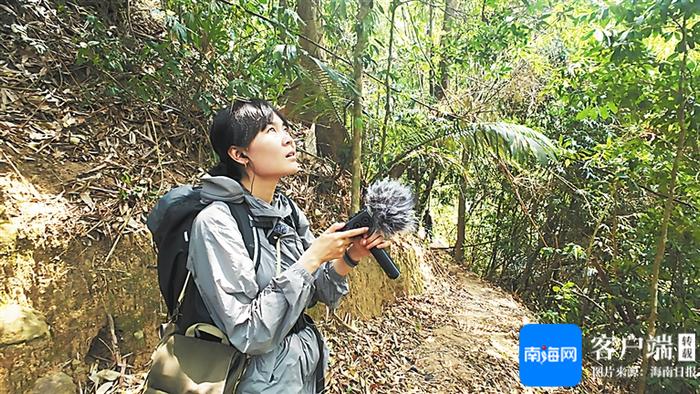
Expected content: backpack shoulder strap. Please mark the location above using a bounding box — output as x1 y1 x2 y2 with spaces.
224 201 260 271
169 199 259 326
290 198 300 231
278 193 301 232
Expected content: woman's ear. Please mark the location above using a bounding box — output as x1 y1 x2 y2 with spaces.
228 146 249 166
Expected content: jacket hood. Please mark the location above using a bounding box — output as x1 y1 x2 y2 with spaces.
200 173 247 203
199 174 293 222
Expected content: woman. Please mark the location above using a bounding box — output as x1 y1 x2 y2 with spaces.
185 99 390 393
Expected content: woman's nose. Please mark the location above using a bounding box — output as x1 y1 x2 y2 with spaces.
282 131 294 147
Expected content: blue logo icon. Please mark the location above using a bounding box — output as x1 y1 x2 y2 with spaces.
519 324 582 387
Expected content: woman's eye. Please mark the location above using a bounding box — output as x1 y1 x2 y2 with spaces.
267 127 276 133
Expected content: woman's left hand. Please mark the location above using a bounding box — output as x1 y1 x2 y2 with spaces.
347 231 392 261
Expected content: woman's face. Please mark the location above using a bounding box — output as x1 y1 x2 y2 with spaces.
243 113 299 178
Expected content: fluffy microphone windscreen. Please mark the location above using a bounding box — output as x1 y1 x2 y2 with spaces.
365 179 417 237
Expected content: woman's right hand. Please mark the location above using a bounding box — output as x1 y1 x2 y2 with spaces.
299 222 368 273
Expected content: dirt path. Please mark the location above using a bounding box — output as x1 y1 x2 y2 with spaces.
322 253 623 393
408 267 534 392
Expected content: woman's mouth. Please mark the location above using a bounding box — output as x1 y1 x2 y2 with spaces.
285 151 296 159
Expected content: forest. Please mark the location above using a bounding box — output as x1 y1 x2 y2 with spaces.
0 0 698 393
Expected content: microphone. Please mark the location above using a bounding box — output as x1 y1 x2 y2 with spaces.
340 179 417 279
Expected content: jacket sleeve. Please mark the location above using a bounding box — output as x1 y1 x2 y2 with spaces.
186 202 316 355
291 200 350 310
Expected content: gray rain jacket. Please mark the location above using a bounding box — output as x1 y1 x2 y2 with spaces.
185 174 349 393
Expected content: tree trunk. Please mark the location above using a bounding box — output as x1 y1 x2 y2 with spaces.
297 0 321 59
416 165 439 218
519 240 544 295
485 195 504 280
283 0 349 164
579 207 608 327
637 18 689 394
379 0 398 174
388 161 408 179
499 209 521 285
350 0 373 212
278 0 288 39
454 147 469 263
432 0 454 100
428 0 435 97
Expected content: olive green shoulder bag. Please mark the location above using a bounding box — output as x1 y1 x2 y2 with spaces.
143 273 248 394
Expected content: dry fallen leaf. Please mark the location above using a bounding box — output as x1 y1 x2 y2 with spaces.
80 190 95 210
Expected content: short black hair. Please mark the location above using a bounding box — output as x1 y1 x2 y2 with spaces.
208 99 290 180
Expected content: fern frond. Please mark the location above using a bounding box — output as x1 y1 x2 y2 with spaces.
308 56 354 128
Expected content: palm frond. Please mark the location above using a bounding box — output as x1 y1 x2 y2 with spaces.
379 120 558 180
466 122 558 165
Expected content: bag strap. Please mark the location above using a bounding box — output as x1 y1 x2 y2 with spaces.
168 268 192 325
170 201 259 324
224 201 260 271
185 322 230 345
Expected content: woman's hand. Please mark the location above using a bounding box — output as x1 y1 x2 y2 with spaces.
299 222 368 274
347 231 392 261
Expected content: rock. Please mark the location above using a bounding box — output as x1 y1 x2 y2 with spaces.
0 221 17 250
0 304 49 346
27 371 76 394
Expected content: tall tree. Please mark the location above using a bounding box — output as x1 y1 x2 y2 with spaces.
379 0 399 174
350 0 373 212
637 14 690 394
283 0 350 163
433 0 455 100
297 0 322 60
455 146 469 262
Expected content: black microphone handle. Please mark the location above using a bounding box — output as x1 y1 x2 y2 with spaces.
370 247 400 279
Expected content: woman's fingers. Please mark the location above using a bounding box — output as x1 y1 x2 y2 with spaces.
324 222 346 234
366 237 385 249
360 232 379 245
337 226 369 239
360 232 387 248
376 240 391 249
